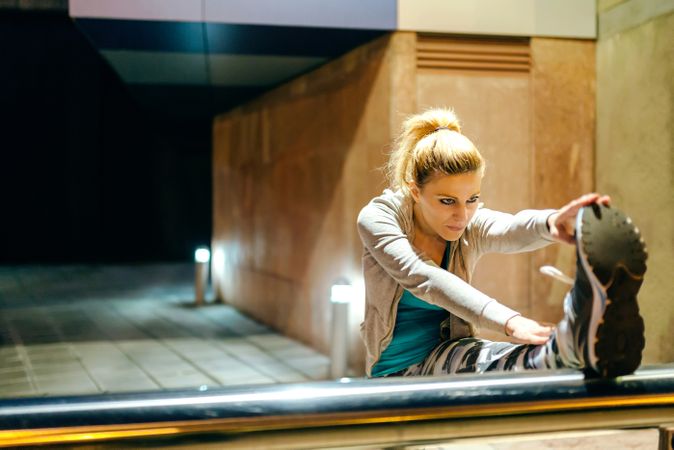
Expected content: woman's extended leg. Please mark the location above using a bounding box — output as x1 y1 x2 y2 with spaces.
400 203 648 378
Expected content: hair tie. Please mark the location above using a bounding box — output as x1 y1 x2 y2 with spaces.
434 126 449 132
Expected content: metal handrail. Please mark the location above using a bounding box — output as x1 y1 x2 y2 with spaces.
2 364 674 448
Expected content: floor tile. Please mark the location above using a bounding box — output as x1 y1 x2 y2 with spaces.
30 362 89 377
98 378 160 393
92 370 160 392
34 374 100 395
0 372 32 386
0 381 36 397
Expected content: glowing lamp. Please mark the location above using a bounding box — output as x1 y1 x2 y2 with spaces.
195 247 211 263
194 246 210 305
329 278 352 378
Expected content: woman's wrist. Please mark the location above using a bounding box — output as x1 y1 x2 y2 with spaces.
546 211 558 233
504 314 522 336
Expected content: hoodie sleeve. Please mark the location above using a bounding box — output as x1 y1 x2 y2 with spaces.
470 207 557 255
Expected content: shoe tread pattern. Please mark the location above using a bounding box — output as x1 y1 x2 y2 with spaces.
580 204 647 378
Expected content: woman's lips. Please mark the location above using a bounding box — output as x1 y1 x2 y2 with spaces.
446 225 464 232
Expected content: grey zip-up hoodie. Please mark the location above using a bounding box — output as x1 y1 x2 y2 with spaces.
356 189 556 376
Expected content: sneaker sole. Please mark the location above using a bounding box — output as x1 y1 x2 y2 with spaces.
576 203 647 378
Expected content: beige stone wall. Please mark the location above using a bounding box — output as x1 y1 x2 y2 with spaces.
528 38 597 325
596 2 674 363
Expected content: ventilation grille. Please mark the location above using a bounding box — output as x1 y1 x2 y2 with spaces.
417 35 530 73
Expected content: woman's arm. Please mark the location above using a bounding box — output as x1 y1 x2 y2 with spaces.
471 207 557 255
500 193 612 343
474 193 611 253
357 195 520 334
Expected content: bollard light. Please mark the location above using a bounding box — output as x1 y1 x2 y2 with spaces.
329 278 353 379
331 283 353 304
195 247 211 263
194 246 210 305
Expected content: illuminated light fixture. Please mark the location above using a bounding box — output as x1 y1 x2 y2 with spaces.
329 278 353 379
330 282 353 304
195 247 211 263
194 246 210 306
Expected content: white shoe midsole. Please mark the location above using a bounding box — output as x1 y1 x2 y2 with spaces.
576 210 609 370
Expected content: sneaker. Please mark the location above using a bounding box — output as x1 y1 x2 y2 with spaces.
576 203 647 377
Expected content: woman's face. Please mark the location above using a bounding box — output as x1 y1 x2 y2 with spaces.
410 171 482 242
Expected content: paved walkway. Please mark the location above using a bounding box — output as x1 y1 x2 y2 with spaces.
0 264 329 398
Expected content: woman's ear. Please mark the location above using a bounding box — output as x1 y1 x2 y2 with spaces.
408 182 421 203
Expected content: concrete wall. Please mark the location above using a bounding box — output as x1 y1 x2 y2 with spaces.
596 0 674 364
528 38 598 326
212 34 417 371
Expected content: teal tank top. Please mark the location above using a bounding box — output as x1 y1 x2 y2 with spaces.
371 242 451 377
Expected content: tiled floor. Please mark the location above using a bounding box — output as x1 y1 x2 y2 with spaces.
0 264 329 397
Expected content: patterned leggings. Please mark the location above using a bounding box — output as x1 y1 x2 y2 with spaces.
388 334 573 377
385 288 588 377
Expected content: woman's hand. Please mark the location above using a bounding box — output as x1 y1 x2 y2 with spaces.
505 315 553 345
547 193 611 245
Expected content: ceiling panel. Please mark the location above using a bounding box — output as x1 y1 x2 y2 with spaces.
204 0 396 30
209 54 326 87
70 0 202 22
102 50 208 85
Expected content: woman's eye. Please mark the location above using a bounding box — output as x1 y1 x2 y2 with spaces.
440 198 455 205
467 197 480 204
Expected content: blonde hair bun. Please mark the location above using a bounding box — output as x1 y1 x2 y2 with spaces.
387 107 484 194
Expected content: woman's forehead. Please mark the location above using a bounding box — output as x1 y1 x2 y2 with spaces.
425 171 482 196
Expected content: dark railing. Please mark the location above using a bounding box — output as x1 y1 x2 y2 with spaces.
2 364 674 448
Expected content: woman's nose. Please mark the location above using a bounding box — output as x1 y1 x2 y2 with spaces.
453 205 468 221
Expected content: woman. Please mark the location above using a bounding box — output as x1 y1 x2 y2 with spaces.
357 108 647 378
